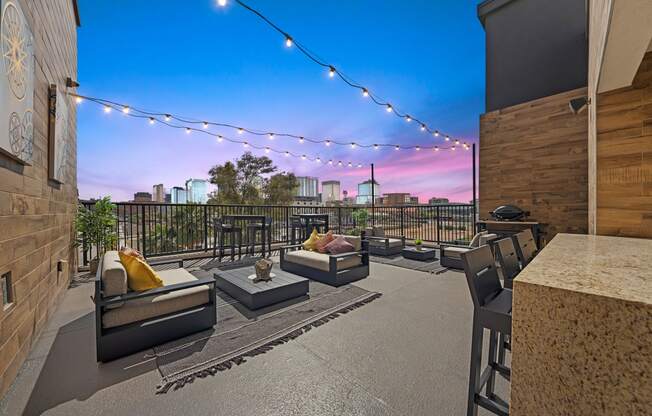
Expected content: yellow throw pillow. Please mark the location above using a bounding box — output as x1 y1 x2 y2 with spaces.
302 228 321 251
118 251 164 292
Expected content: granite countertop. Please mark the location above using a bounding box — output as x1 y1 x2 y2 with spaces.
515 233 652 306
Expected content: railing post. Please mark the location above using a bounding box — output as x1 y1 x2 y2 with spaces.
337 207 342 234
285 206 290 243
141 204 147 257
203 204 208 251
400 206 405 238
436 206 441 244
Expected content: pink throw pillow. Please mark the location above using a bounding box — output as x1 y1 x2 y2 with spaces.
325 235 355 255
315 231 334 253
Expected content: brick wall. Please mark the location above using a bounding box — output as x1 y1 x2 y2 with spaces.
0 0 78 397
596 51 652 238
479 87 589 241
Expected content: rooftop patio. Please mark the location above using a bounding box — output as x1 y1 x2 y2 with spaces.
0 259 508 416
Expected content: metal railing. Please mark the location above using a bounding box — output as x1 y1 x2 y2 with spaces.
79 201 475 266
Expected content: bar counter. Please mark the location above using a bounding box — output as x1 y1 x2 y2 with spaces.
511 233 652 415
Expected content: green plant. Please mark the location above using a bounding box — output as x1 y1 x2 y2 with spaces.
75 196 117 260
351 209 369 229
415 238 423 245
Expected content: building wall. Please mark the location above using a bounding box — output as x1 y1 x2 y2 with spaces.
479 0 588 112
0 0 78 397
595 51 652 238
479 87 589 242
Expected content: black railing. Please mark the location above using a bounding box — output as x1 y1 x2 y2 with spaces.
79 202 475 266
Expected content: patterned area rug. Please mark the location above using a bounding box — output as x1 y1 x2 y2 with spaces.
153 267 380 393
370 252 445 273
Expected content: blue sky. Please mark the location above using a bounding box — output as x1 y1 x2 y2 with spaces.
76 0 485 202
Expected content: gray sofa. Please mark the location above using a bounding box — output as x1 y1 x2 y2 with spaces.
440 231 498 269
364 226 405 256
280 234 369 286
94 251 217 362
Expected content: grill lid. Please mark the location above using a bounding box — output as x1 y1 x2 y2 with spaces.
490 205 529 221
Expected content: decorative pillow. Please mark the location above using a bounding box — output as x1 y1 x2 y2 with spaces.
303 228 321 251
325 235 355 255
120 246 144 260
118 251 164 292
315 231 334 253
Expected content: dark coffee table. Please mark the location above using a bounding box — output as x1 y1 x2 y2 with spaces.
402 247 437 261
214 266 309 310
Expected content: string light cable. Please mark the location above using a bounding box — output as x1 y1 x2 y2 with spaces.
71 93 471 153
217 0 456 139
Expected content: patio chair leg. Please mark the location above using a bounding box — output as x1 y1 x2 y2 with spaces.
467 315 482 416
230 233 235 262
218 231 224 262
498 333 506 368
486 330 497 398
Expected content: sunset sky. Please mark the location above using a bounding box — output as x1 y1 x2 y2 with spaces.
76 0 484 203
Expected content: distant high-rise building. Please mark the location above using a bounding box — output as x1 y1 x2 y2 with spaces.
185 178 208 204
133 192 152 202
152 184 166 202
295 176 319 198
321 180 341 204
356 180 380 205
379 193 419 205
428 197 450 205
165 193 171 203
171 186 187 204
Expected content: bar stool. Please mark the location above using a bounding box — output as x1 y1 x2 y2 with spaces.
289 216 305 245
461 245 512 416
513 229 538 267
494 237 522 290
246 217 272 257
212 217 242 262
304 219 327 237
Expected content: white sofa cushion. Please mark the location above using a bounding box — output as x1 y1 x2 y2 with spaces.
102 268 210 329
443 246 471 259
369 238 403 248
101 251 128 297
284 250 361 272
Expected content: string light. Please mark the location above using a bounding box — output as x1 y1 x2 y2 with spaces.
222 0 468 138
451 146 456 151
455 139 460 145
415 146 420 151
268 133 274 140
148 117 155 125
238 128 244 134
445 136 450 141
406 115 412 122
122 106 130 114
316 157 321 163
350 142 356 149
420 124 426 132
299 137 304 144
301 154 306 160
347 162 352 167
434 146 439 151
217 135 223 142
374 144 379 150
325 140 331 146
284 151 289 157
357 163 362 168
434 131 439 137
386 104 393 113
328 159 333 165
395 145 400 151
103 105 111 113
75 96 83 104
337 161 343 166
203 122 209 129
185 127 191 134
265 147 270 153
165 114 171 121
243 141 249 148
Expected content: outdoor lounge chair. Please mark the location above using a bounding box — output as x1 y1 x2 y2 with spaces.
364 226 405 256
440 231 498 269
94 251 217 362
280 234 369 286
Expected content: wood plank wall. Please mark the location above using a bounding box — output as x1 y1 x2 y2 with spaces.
0 0 78 398
596 51 652 238
479 87 589 242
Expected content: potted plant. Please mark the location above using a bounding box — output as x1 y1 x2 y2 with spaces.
414 238 423 251
75 197 118 273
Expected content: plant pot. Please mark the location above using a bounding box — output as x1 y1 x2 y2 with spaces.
89 258 100 274
415 245 422 251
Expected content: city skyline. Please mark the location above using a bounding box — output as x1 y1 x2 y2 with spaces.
76 1 483 203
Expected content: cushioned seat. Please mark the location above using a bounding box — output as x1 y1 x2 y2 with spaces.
368 238 403 248
101 250 128 297
283 250 361 272
442 246 471 259
103 268 210 329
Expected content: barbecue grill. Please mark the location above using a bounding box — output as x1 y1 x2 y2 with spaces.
489 205 530 221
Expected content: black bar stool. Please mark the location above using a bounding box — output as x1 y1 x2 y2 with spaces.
513 229 538 267
461 245 512 416
212 217 242 262
246 217 272 257
494 237 522 290
304 219 326 237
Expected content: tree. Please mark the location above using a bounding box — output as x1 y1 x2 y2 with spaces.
264 172 299 205
208 152 277 205
208 161 240 204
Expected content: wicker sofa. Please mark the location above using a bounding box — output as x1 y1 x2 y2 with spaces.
94 251 217 362
280 234 369 286
440 231 498 269
364 226 405 256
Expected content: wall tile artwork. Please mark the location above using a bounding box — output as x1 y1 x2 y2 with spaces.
48 85 70 183
0 0 34 165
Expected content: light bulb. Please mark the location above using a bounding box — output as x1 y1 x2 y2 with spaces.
301 155 306 160
148 117 155 125
347 162 352 167
455 139 460 145
122 106 130 114
362 88 369 97
103 106 111 113
217 0 227 6
217 136 223 143
434 131 439 137
285 36 293 47
337 161 343 166
164 114 171 121
357 163 362 168
299 137 304 144
325 140 331 146
185 128 191 134
268 133 274 140
445 136 450 141
328 160 333 165
243 142 249 148
350 142 356 149
75 96 83 104
386 104 393 113
265 147 270 153
451 146 456 151
395 145 400 151
415 146 420 151
203 122 209 129
284 151 289 157
374 144 379 150
421 124 426 132
329 66 336 78
406 115 411 122
316 157 321 163
434 146 439 152
238 128 244 134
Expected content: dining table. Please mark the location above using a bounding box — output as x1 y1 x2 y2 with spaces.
222 214 269 257
297 213 329 236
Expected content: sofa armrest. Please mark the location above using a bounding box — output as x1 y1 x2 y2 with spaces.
99 275 216 306
280 243 303 260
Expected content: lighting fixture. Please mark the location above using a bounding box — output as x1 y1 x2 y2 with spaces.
164 114 171 121
285 36 293 47
347 162 352 167
265 147 270 153
301 154 306 160
420 124 426 132
329 66 336 78
434 146 439 151
325 140 331 146
122 106 130 114
415 146 420 151
362 88 369 97
185 128 191 134
238 128 244 134
455 139 460 145
373 144 379 150
386 104 393 113
445 136 450 141
148 117 155 125
395 145 400 150
451 146 456 151
103 105 111 113
406 115 412 122
328 160 333 165
357 163 362 168
75 96 83 104
316 157 321 163
217 136 223 142
203 122 209 129
337 161 343 166
217 0 227 6
284 151 289 157
434 131 439 137
243 142 249 148
350 142 356 149
299 137 304 144
268 133 274 140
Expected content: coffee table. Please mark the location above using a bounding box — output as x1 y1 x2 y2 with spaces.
401 247 437 261
214 266 309 310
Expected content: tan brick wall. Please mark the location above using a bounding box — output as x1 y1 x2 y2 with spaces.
0 0 77 398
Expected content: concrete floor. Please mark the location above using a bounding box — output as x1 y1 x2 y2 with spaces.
0 262 508 416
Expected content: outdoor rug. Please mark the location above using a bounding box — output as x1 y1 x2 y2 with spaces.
152 267 381 393
370 251 445 273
